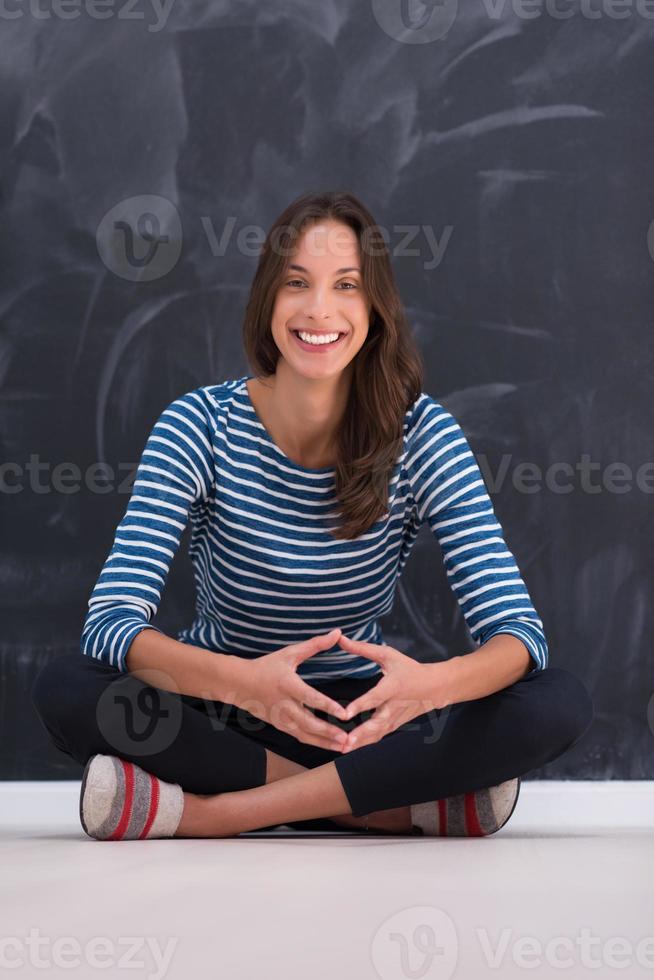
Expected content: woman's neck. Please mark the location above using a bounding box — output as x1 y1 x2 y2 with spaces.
247 369 350 469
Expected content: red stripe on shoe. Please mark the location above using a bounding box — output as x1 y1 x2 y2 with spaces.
139 772 160 840
109 760 135 841
438 797 447 835
464 791 485 836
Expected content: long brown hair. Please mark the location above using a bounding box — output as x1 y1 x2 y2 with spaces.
243 190 424 540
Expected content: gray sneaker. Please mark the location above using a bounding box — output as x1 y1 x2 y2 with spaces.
410 777 521 836
79 754 184 841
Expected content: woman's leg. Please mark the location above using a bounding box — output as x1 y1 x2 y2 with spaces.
332 665 595 817
30 654 409 834
31 654 593 835
29 653 297 795
182 665 594 835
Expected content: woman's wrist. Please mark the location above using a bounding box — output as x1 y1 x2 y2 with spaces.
429 636 533 707
209 651 252 706
423 658 459 711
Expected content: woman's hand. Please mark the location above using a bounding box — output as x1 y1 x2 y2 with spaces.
336 634 453 752
233 627 351 751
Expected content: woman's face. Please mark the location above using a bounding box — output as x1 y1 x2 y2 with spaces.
270 219 371 381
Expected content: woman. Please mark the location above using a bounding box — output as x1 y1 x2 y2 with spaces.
30 191 594 840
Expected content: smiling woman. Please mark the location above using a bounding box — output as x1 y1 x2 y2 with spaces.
31 190 594 842
243 191 424 539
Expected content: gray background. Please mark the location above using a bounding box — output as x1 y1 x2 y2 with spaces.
2 2 653 779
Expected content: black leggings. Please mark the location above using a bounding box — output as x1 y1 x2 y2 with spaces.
30 653 594 820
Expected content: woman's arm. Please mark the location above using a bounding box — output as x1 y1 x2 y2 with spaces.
81 387 216 674
432 633 534 707
125 626 249 703
405 394 549 678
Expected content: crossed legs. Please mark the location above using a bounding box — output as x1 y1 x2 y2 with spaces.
30 654 594 839
177 751 414 836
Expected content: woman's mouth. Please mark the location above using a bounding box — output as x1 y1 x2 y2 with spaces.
290 330 347 353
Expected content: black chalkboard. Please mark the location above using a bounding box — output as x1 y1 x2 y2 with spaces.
2 6 652 780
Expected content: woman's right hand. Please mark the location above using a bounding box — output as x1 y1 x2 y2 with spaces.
232 628 351 751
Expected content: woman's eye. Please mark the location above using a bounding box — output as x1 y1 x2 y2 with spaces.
285 279 358 290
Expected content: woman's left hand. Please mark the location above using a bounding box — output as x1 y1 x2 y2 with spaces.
336 634 453 752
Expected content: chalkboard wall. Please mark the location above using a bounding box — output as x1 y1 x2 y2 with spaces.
2 4 653 780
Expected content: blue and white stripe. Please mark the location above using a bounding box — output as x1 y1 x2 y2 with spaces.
404 395 548 673
81 375 548 680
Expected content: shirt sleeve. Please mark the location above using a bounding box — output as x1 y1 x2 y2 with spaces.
80 387 216 672
404 394 548 672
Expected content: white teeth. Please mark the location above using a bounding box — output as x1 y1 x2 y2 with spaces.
296 331 342 345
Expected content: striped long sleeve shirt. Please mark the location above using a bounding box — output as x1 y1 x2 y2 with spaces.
80 375 548 681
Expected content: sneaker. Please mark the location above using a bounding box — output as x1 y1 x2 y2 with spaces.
410 777 521 837
79 754 184 841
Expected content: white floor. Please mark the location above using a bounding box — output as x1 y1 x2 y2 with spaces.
1 782 652 980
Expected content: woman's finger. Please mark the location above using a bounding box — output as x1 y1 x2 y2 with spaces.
279 722 346 752
286 627 342 663
342 703 394 750
277 706 346 750
291 703 348 746
338 634 391 666
293 679 349 721
342 683 388 721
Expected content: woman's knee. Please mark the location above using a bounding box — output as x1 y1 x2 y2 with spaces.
538 666 594 750
31 656 71 726
31 654 113 734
